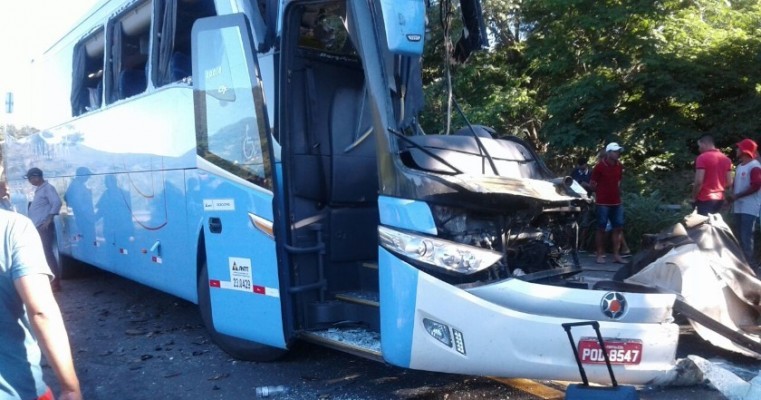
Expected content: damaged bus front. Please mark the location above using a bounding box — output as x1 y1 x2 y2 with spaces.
346 0 681 384
6 0 688 387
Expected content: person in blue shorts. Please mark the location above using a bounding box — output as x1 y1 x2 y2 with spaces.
590 143 626 264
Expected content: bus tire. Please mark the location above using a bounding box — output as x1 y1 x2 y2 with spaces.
197 260 287 362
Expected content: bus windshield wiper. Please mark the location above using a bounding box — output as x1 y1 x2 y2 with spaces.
452 97 499 176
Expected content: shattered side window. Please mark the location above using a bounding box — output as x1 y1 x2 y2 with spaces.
71 29 105 116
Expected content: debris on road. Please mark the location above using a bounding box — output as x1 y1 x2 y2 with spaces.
689 355 761 400
616 213 761 358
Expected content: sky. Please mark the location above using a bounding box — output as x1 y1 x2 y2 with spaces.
0 0 99 125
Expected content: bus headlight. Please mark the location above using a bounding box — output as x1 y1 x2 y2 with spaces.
378 226 501 275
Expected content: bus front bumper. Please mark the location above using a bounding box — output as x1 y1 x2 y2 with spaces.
379 249 680 385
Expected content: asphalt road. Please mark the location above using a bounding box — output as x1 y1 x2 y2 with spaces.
41 269 759 400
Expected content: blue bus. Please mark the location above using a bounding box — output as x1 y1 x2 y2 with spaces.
5 0 682 384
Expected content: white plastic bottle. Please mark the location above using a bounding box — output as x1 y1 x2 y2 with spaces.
255 385 289 398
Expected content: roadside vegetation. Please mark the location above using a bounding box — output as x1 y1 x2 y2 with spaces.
420 0 761 248
422 0 761 198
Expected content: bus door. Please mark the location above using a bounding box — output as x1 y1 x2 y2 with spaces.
191 14 286 350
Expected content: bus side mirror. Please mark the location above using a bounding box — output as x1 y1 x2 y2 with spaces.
378 0 426 56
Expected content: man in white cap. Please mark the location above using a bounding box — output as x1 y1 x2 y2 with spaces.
590 142 626 264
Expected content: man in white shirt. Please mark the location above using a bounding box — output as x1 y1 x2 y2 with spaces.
25 168 63 291
727 139 761 266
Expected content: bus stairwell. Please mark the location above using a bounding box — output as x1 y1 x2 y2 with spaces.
280 1 381 358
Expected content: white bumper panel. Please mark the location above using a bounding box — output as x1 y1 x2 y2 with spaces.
466 278 675 323
409 271 679 385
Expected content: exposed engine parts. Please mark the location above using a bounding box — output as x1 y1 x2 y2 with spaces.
431 204 582 283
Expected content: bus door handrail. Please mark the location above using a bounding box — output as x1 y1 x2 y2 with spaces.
283 223 327 301
283 242 325 254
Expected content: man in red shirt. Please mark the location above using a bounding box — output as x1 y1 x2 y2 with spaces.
692 135 733 215
590 142 625 264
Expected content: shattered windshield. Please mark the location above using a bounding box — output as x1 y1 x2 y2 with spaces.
298 3 356 57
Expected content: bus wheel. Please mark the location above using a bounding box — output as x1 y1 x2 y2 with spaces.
197 260 287 362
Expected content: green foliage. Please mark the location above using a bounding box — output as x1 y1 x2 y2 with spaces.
622 191 690 251
420 0 548 148
419 0 761 197
538 0 761 195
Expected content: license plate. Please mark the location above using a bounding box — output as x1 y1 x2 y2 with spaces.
578 338 643 365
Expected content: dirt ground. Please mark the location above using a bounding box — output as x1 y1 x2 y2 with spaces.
40 268 759 400
42 270 528 400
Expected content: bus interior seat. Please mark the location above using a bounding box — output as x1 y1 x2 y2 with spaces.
326 83 378 262
329 85 377 204
87 81 102 111
95 80 103 106
169 52 191 81
288 66 329 203
286 65 377 264
118 69 147 99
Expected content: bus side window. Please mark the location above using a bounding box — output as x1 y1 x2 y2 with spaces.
108 1 152 103
71 29 105 117
195 22 271 189
154 0 216 87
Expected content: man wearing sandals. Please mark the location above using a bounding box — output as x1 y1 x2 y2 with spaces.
590 142 626 264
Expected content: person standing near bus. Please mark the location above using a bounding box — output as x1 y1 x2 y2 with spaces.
727 139 761 264
571 157 594 251
692 134 733 216
0 209 82 400
590 142 625 264
25 168 63 291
